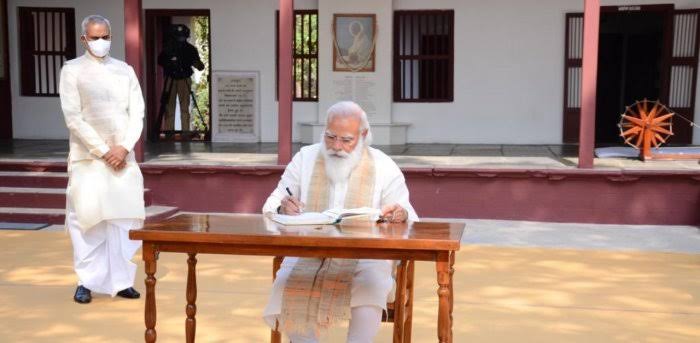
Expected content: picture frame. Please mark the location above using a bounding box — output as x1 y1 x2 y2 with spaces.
332 13 376 72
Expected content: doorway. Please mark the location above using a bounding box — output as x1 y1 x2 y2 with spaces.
0 0 12 139
561 5 700 145
595 8 669 144
145 10 211 142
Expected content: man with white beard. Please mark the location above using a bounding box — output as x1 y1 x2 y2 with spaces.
60 15 145 304
262 101 418 342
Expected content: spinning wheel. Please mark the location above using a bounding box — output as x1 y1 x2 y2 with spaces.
618 99 699 160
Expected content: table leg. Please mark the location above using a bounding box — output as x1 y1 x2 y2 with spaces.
393 260 407 343
436 252 452 343
449 251 455 343
144 243 158 343
271 256 283 343
404 260 415 343
186 253 198 343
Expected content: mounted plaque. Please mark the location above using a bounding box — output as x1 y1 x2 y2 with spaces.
212 71 260 142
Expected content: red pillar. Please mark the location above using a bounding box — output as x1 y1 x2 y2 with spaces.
277 0 294 165
578 0 600 168
124 0 145 162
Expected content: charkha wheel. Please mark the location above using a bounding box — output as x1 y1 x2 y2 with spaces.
618 99 674 149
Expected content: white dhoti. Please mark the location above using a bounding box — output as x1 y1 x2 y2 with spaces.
263 257 394 329
67 207 142 296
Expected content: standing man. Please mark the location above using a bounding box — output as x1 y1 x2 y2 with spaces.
157 24 204 135
262 101 418 342
59 15 146 304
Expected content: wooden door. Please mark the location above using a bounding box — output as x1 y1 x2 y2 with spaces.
562 13 583 143
666 9 699 144
0 0 12 139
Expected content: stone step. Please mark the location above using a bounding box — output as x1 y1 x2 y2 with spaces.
0 171 68 188
0 205 179 225
0 160 67 173
0 187 153 208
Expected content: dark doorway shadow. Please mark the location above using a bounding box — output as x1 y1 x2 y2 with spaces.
145 9 211 143
596 9 668 145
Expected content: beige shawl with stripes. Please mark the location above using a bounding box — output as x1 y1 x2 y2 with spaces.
279 147 375 337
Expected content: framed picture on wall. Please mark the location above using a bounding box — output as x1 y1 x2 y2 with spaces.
332 13 375 72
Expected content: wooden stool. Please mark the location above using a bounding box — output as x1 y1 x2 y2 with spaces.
270 256 416 343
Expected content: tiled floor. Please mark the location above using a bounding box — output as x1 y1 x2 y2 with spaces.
1 139 698 170
0 223 698 342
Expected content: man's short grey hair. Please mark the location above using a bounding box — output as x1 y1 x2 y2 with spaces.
81 15 111 35
326 101 373 145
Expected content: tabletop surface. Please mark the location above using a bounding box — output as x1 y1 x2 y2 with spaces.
130 214 465 251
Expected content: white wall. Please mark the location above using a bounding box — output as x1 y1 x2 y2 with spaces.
394 0 700 144
8 0 700 144
8 0 124 139
143 0 318 143
318 0 393 124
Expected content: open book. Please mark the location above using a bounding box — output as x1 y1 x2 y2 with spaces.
270 207 382 226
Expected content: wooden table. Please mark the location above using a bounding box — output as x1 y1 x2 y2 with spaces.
129 214 464 343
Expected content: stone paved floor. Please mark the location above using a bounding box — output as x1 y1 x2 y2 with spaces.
1 218 698 342
1 139 699 170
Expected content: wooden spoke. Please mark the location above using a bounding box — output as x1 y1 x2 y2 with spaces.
622 115 644 127
650 134 658 147
634 130 644 147
647 101 661 120
652 113 674 124
626 107 640 118
619 99 674 150
621 126 642 137
654 133 667 146
650 125 673 136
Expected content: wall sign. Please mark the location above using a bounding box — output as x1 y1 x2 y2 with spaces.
212 71 260 142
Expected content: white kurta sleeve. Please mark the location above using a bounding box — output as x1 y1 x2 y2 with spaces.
119 66 145 152
59 66 110 157
262 151 304 214
380 160 419 222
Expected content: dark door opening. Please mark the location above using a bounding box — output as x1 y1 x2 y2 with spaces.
595 10 667 145
0 0 12 139
145 10 211 142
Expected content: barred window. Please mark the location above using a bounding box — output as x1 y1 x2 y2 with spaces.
393 10 454 102
276 10 318 101
18 7 76 97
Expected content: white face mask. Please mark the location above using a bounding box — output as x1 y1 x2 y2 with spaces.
86 38 111 58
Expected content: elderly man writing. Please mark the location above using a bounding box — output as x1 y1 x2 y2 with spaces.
262 101 418 342
59 15 145 304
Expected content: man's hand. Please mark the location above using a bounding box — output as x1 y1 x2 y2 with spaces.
380 204 409 223
102 146 129 170
113 160 128 171
280 196 305 215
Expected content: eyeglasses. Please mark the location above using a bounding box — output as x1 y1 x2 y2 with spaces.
84 34 111 41
324 132 357 146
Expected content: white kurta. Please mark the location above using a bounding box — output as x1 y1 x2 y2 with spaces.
59 52 146 295
59 52 146 230
262 144 419 327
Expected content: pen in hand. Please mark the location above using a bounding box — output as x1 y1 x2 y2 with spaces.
285 187 304 213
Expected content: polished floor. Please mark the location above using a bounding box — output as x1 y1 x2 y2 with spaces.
1 139 699 170
0 219 698 342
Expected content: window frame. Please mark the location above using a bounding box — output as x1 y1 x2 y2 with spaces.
18 7 76 97
393 10 454 103
276 9 319 102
